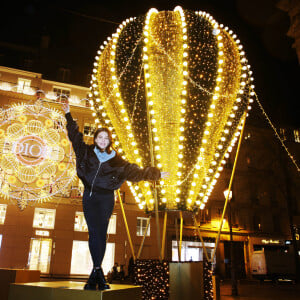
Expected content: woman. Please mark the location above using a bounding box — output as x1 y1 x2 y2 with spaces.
62 101 168 290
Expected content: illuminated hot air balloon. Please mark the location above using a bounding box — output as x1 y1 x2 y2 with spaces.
89 7 253 212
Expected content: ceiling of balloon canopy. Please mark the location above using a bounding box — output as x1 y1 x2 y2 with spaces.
89 6 254 212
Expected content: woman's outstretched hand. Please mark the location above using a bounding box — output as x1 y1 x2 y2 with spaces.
160 171 170 179
62 100 70 114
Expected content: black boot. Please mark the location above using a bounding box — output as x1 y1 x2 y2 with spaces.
96 267 110 290
84 269 97 290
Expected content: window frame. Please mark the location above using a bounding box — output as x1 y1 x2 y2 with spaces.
17 78 31 93
33 208 56 229
0 204 8 225
137 217 150 237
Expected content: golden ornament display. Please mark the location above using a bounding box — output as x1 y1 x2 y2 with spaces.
0 101 76 209
90 7 254 212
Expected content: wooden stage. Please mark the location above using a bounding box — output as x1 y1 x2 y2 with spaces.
9 281 142 300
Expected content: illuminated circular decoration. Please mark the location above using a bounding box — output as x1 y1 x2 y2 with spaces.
0 101 76 209
90 7 254 212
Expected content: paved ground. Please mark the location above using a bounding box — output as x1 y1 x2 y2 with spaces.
220 280 300 300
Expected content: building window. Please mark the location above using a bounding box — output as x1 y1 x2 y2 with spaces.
74 212 88 232
17 78 31 93
53 86 71 102
0 204 7 224
137 217 150 236
107 214 117 234
280 128 286 141
172 240 215 262
70 241 115 275
74 212 116 234
28 238 52 273
294 130 300 143
84 122 96 137
33 208 56 229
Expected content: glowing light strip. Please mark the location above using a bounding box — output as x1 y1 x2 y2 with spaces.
108 29 154 207
174 6 189 206
197 21 253 209
186 11 253 209
90 8 259 212
90 17 153 208
188 12 222 208
143 7 188 209
142 8 159 209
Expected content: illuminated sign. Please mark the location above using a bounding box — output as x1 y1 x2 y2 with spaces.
35 230 50 237
0 101 76 209
14 135 47 165
262 239 280 244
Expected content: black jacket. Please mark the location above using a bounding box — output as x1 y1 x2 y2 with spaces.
65 112 161 192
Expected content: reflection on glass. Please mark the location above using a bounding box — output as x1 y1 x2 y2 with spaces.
74 213 116 234
0 204 7 224
137 217 150 236
33 208 56 229
70 241 115 275
28 238 52 273
171 240 215 262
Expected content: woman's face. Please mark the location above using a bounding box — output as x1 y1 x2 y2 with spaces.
95 131 110 150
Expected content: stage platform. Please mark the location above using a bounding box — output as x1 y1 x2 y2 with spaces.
9 281 142 300
0 268 40 300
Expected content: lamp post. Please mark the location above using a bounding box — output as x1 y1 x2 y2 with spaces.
224 189 238 296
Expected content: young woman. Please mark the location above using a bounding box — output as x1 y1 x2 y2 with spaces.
62 102 168 290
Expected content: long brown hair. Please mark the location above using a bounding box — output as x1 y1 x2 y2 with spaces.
93 127 114 153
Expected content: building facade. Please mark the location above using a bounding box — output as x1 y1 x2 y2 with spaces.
0 66 299 280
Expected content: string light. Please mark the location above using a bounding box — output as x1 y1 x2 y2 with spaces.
91 7 254 211
0 102 76 210
254 90 300 172
134 259 213 300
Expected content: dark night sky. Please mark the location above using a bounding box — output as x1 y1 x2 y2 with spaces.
0 0 299 127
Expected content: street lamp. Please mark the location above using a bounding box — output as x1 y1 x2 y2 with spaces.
223 189 238 296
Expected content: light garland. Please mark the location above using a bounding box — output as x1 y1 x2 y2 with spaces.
0 101 76 209
134 259 213 300
253 91 300 172
89 16 153 208
91 7 253 212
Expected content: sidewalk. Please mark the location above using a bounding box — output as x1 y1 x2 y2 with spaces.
220 280 300 300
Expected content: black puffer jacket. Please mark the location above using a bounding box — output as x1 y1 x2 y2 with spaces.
65 113 161 192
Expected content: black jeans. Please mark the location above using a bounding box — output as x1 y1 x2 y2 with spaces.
82 188 115 268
